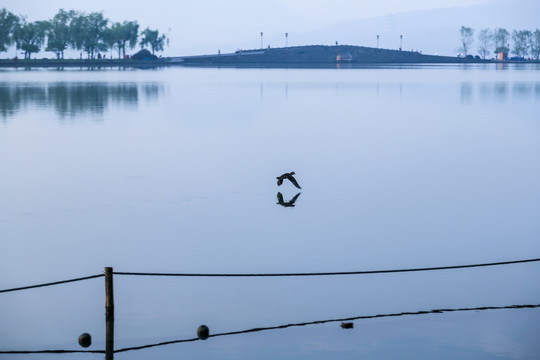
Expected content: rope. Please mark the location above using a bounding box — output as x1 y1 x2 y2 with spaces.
2 258 538 294
2 303 538 355
114 337 199 353
0 349 105 354
0 274 104 294
113 257 540 277
114 303 540 353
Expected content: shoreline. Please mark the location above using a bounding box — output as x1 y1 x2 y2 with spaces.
1 45 538 68
0 59 169 68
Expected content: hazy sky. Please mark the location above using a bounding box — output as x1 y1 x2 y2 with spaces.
274 0 491 21
4 0 491 23
0 0 514 55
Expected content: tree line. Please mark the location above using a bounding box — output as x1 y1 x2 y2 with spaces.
459 26 540 60
0 8 168 60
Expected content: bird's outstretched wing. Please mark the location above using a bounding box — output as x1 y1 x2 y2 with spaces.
290 192 301 204
276 192 301 207
287 174 302 189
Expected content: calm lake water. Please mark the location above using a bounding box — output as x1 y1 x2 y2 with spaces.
1 64 539 359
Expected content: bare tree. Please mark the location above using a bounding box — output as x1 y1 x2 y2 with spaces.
477 29 492 59
493 28 510 55
511 30 531 58
459 26 474 56
531 29 540 60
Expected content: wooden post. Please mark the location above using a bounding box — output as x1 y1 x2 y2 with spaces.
105 267 114 360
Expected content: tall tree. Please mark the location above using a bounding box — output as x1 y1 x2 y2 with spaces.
459 26 474 56
12 19 49 59
511 30 531 58
531 29 540 60
102 26 117 59
46 9 76 59
105 21 139 59
70 12 108 59
477 28 492 60
139 27 168 55
0 8 19 54
493 28 510 55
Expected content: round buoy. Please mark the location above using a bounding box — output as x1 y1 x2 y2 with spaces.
197 325 210 340
78 333 92 348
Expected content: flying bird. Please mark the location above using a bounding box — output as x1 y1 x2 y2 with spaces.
277 192 301 207
276 172 301 189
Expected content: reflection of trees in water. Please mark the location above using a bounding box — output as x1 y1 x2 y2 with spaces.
141 83 162 101
460 82 473 104
0 82 163 119
512 83 540 99
49 83 140 118
0 86 48 118
464 82 540 103
494 83 507 101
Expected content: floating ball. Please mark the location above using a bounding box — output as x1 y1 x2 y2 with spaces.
78 333 92 348
197 325 210 340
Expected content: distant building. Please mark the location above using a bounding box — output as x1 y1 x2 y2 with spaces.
336 53 353 62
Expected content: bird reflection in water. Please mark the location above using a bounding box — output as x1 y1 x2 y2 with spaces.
277 192 301 207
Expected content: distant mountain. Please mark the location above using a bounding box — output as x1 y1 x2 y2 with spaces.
290 0 540 56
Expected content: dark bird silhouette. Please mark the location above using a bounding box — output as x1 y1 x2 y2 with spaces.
277 192 301 207
276 172 301 189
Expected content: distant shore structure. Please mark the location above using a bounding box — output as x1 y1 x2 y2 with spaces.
169 45 490 65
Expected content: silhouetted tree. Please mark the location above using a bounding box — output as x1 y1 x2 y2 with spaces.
459 26 474 56
511 30 531 58
102 27 116 59
70 12 108 59
45 9 76 59
104 21 139 59
493 28 510 55
3 7 169 60
531 29 540 60
12 19 49 59
139 27 168 55
477 29 492 59
0 8 19 54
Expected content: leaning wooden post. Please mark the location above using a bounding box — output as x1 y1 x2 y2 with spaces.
105 267 114 360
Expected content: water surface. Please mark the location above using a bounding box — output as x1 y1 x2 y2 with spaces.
1 64 539 359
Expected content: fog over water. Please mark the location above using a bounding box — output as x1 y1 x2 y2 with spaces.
0 64 539 359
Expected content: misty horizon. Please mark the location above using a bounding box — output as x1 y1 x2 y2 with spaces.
1 0 539 57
